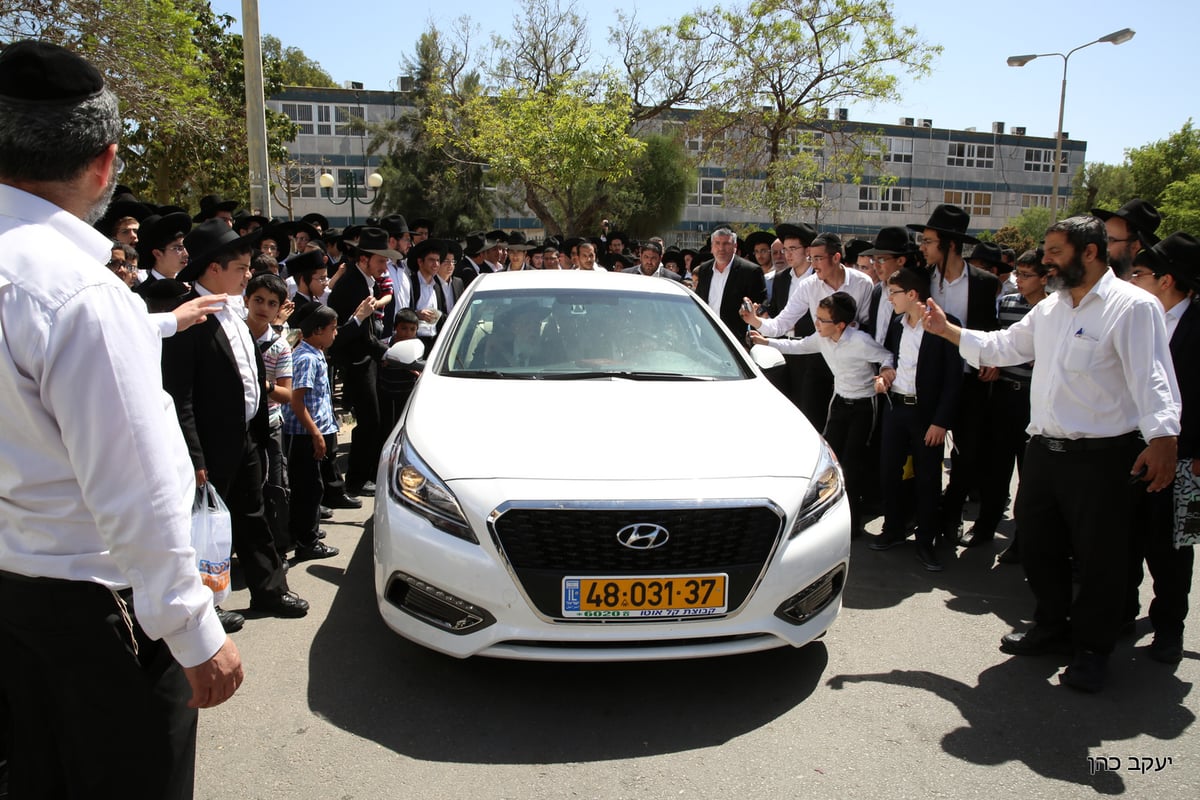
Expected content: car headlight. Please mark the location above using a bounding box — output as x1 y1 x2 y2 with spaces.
789 441 844 539
388 431 477 543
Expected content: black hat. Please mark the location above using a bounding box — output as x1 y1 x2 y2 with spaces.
192 194 239 223
486 229 510 245
861 225 918 257
300 212 330 233
640 240 664 255
256 223 292 262
662 247 683 266
94 191 153 237
907 204 978 244
607 252 636 269
136 212 192 265
232 210 270 235
775 222 818 247
0 40 104 106
506 231 535 251
742 230 776 253
138 279 191 313
561 236 586 254
285 249 327 279
464 231 501 256
1091 198 1162 247
607 230 628 246
844 238 873 264
177 218 262 282
445 240 464 263
1133 232 1200 291
410 217 434 232
379 214 410 237
356 226 403 261
410 238 449 263
967 241 1006 271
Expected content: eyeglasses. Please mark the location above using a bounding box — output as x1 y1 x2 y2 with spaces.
106 259 128 270
815 317 835 325
806 255 828 263
919 237 939 246
1014 270 1041 280
887 288 906 296
870 256 894 264
1128 268 1157 280
1108 236 1138 244
112 154 125 175
260 243 279 252
166 244 187 254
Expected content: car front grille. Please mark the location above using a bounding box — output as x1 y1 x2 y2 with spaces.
489 502 784 621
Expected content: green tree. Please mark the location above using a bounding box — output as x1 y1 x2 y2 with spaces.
675 0 940 224
1158 174 1200 237
1126 119 1200 206
990 206 1052 254
607 133 695 239
262 34 336 88
1066 160 1134 217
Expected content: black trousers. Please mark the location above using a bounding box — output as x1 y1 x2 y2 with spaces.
206 433 288 602
880 400 943 545
0 575 197 799
1127 483 1195 638
976 380 1031 530
823 395 878 531
284 432 333 549
941 373 994 530
799 357 834 433
1016 434 1143 654
339 358 382 487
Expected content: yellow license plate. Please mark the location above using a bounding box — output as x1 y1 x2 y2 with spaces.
562 574 728 618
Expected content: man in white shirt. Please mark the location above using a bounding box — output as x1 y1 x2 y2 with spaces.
924 215 1181 693
0 41 241 799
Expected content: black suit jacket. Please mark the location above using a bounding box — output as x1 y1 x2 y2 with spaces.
161 292 269 488
864 281 895 343
1171 300 1200 459
691 256 768 341
455 256 491 288
959 265 1001 331
327 265 388 367
885 313 964 430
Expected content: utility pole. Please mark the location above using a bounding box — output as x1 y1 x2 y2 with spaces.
241 0 272 217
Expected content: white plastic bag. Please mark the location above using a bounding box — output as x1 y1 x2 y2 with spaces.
192 483 233 604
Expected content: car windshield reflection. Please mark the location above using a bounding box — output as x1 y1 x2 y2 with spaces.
439 289 751 380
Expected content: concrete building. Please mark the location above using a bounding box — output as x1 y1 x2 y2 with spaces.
269 86 1085 244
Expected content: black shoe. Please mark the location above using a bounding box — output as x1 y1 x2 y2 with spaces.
869 530 908 551
215 606 245 633
1147 633 1184 664
249 590 310 618
347 480 376 497
293 541 340 562
959 525 995 548
915 542 944 571
997 541 1020 565
1060 650 1108 693
316 528 327 540
1000 624 1072 656
324 493 363 510
319 505 333 520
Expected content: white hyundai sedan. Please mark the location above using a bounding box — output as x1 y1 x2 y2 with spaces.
374 270 849 660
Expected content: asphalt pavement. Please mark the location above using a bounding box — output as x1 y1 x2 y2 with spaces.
195 488 1198 799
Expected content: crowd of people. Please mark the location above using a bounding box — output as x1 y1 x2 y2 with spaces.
0 39 1195 800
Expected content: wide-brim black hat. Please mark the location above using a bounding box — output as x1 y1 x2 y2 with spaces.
1091 198 1162 247
94 191 154 236
506 230 535 251
775 222 817 247
300 212 330 233
177 218 262 282
380 214 410 237
844 238 874 264
967 241 1006 271
232 211 270 234
907 204 978 244
135 212 192 263
409 238 449 264
285 249 327 278
464 231 500 256
861 225 917 257
192 194 239 223
742 230 776 252
356 226 403 261
1133 232 1200 291
255 223 292 262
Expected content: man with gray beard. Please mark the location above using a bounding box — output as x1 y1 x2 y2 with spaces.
1091 198 1161 279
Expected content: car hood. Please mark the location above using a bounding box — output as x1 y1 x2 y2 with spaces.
403 374 825 481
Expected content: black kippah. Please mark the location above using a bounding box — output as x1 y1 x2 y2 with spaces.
0 40 104 105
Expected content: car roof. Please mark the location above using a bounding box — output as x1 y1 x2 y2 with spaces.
469 269 690 297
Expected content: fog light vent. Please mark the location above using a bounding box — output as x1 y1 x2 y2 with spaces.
774 564 846 625
386 573 496 635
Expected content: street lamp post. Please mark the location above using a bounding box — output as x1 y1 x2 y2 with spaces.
317 169 384 225
1007 28 1135 220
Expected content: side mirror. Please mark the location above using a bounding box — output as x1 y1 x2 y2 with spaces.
749 343 785 372
383 339 425 366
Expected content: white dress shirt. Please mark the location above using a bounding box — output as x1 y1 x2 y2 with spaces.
930 265 969 325
1165 296 1190 339
958 269 1181 441
414 272 440 337
767 327 894 399
758 267 873 338
386 259 410 310
195 282 260 423
891 315 924 396
706 260 733 311
0 184 224 668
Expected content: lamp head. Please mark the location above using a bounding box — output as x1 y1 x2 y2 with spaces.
1007 54 1037 67
318 172 335 190
1099 28 1135 45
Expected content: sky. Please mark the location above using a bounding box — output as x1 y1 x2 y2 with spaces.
211 0 1199 165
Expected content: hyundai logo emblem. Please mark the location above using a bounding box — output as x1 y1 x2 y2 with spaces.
616 523 670 550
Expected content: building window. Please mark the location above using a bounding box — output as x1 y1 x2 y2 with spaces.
946 142 994 169
1024 148 1068 173
867 136 914 163
279 103 365 137
859 185 911 212
334 168 368 199
316 105 331 136
689 177 725 206
281 103 314 135
334 105 365 136
944 190 992 216
298 165 317 198
1021 194 1068 210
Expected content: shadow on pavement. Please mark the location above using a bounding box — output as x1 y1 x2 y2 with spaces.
826 653 1195 795
305 522 829 764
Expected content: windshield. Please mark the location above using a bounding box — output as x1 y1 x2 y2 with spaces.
438 288 752 380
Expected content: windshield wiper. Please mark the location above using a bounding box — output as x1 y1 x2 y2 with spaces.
540 371 714 381
448 369 540 379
